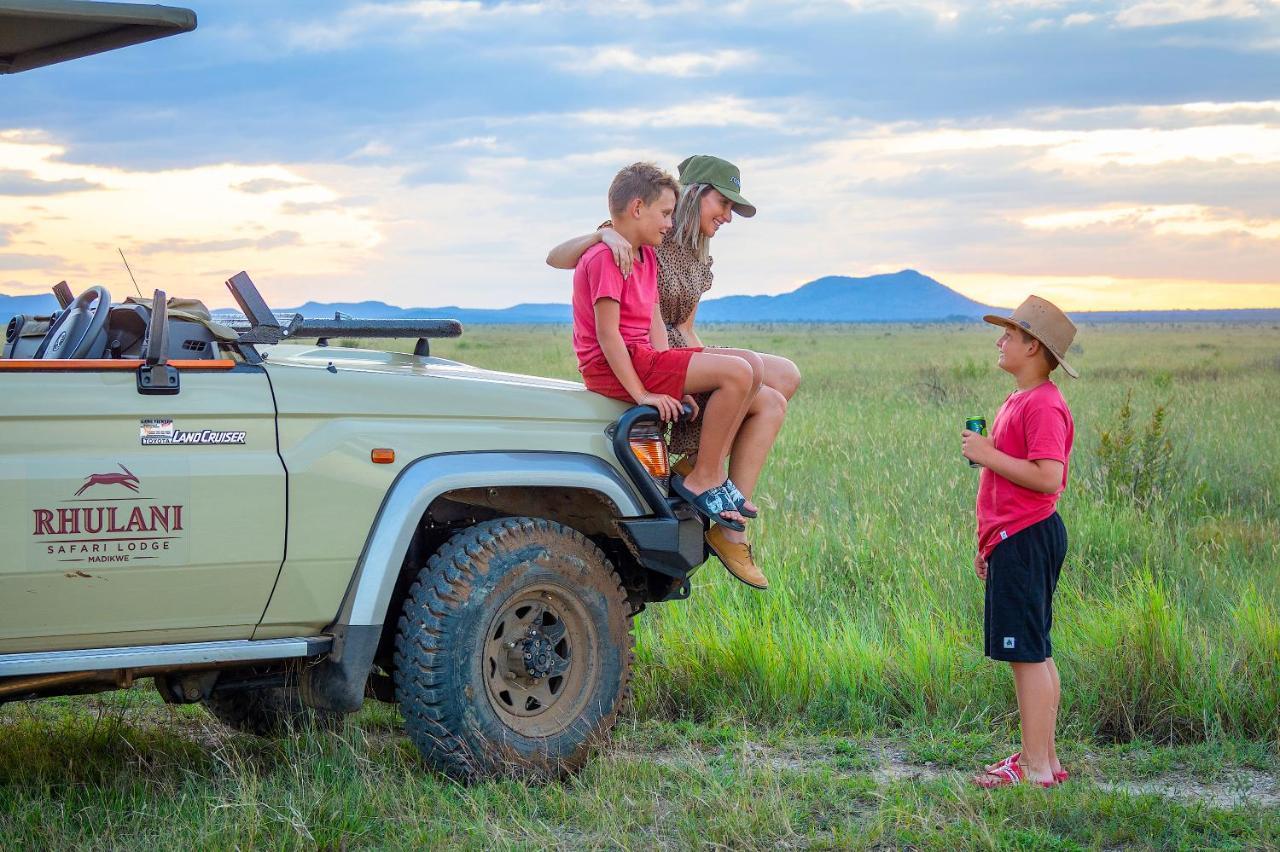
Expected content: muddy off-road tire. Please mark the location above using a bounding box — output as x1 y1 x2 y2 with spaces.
202 686 342 736
394 517 633 780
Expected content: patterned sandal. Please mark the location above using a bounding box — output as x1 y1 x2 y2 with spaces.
987 752 1069 783
672 459 759 519
670 475 745 532
972 756 1057 789
722 478 758 519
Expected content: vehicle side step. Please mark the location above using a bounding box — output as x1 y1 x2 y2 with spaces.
0 636 332 677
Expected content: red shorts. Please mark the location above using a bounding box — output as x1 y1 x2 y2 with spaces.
580 345 703 402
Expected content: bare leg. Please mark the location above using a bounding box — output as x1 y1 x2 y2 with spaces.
1045 656 1062 775
702 348 800 401
757 352 801 400
1009 661 1057 784
720 388 787 545
681 352 757 524
680 348 769 513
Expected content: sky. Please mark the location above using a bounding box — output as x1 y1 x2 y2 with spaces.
3 0 1280 311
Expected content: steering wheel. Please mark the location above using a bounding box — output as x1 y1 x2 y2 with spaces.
38 285 112 359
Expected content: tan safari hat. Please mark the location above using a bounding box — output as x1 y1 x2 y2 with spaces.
984 295 1079 378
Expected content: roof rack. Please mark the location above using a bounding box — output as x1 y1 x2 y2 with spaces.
222 271 462 359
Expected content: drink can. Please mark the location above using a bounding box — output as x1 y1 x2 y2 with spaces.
965 417 986 468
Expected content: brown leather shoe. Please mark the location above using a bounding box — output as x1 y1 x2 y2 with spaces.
705 524 768 590
672 455 695 478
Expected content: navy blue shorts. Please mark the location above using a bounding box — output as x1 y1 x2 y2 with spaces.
984 512 1067 663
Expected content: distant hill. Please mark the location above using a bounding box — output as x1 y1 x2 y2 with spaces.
0 293 58 318
283 300 572 325
5 272 1279 327
276 271 1280 324
270 270 999 324
696 270 1002 322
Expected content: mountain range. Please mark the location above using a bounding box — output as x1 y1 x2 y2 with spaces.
4 270 1279 326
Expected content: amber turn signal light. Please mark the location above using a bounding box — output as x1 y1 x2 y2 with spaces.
371 448 396 464
628 434 669 484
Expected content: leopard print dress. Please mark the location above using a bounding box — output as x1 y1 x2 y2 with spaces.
655 232 715 456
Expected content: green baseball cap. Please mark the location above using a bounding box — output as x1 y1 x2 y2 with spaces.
677 155 756 218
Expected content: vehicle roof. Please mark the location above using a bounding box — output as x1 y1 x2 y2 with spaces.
0 0 195 74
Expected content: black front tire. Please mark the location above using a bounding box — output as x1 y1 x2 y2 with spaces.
394 517 633 780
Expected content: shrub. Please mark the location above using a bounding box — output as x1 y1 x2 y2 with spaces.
1096 389 1177 507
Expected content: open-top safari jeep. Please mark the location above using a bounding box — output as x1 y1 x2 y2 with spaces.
0 2 706 778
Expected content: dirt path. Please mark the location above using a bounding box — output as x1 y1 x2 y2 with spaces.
609 738 1279 810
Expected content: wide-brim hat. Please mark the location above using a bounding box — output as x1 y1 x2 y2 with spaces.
984 295 1079 378
677 154 756 218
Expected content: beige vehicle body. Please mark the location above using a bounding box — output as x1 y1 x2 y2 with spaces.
1 3 706 775
0 344 680 652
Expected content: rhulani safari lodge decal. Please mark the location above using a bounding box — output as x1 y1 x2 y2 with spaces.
33 464 186 565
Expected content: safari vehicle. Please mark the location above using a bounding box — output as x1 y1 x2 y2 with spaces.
0 1 706 778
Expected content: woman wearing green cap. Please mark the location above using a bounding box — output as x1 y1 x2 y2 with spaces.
547 155 800 587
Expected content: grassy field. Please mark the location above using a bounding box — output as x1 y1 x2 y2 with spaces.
2 322 1278 848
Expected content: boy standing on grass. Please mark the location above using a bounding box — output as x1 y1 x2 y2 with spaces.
962 295 1078 788
573 162 768 589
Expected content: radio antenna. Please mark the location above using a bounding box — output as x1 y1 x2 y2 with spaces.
118 248 143 299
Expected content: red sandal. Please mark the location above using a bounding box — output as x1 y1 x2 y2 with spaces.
986 751 1069 783
972 755 1058 788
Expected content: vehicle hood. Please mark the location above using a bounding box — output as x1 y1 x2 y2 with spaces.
259 344 628 421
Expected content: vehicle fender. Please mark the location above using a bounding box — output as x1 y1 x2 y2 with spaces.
300 451 648 712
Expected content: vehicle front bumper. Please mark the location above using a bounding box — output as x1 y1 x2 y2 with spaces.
611 406 710 581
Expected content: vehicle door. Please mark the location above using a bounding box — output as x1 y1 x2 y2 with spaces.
0 359 286 653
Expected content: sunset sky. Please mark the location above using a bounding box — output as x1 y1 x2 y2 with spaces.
4 0 1280 311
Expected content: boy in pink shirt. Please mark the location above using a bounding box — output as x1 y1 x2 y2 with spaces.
574 162 766 589
961 295 1078 788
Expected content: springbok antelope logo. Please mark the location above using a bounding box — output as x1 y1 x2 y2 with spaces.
75 464 140 496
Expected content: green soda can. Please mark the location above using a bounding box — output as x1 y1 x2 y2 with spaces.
965 416 986 468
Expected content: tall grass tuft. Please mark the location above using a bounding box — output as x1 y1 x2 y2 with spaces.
1095 389 1178 507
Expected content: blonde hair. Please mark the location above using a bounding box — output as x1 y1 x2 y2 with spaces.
608 162 679 218
672 182 713 264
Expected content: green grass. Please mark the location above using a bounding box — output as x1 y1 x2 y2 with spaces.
1 694 1277 849
3 322 1279 847
413 322 1280 746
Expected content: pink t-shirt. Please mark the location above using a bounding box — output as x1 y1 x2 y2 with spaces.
976 381 1074 558
572 242 658 370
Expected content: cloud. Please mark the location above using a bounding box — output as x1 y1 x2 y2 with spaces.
233 178 306 194
1022 204 1280 239
349 140 396 160
0 253 60 270
940 272 1280 310
284 1 550 51
571 96 795 129
281 196 376 215
696 97 1280 306
868 123 1280 168
1112 0 1273 28
555 46 757 77
0 171 102 196
139 231 304 255
0 136 381 303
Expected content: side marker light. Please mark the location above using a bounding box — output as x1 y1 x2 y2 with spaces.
371 448 396 464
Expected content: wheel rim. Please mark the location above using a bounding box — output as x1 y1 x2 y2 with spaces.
482 582 597 738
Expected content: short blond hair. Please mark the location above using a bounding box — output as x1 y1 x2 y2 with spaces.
608 162 679 218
